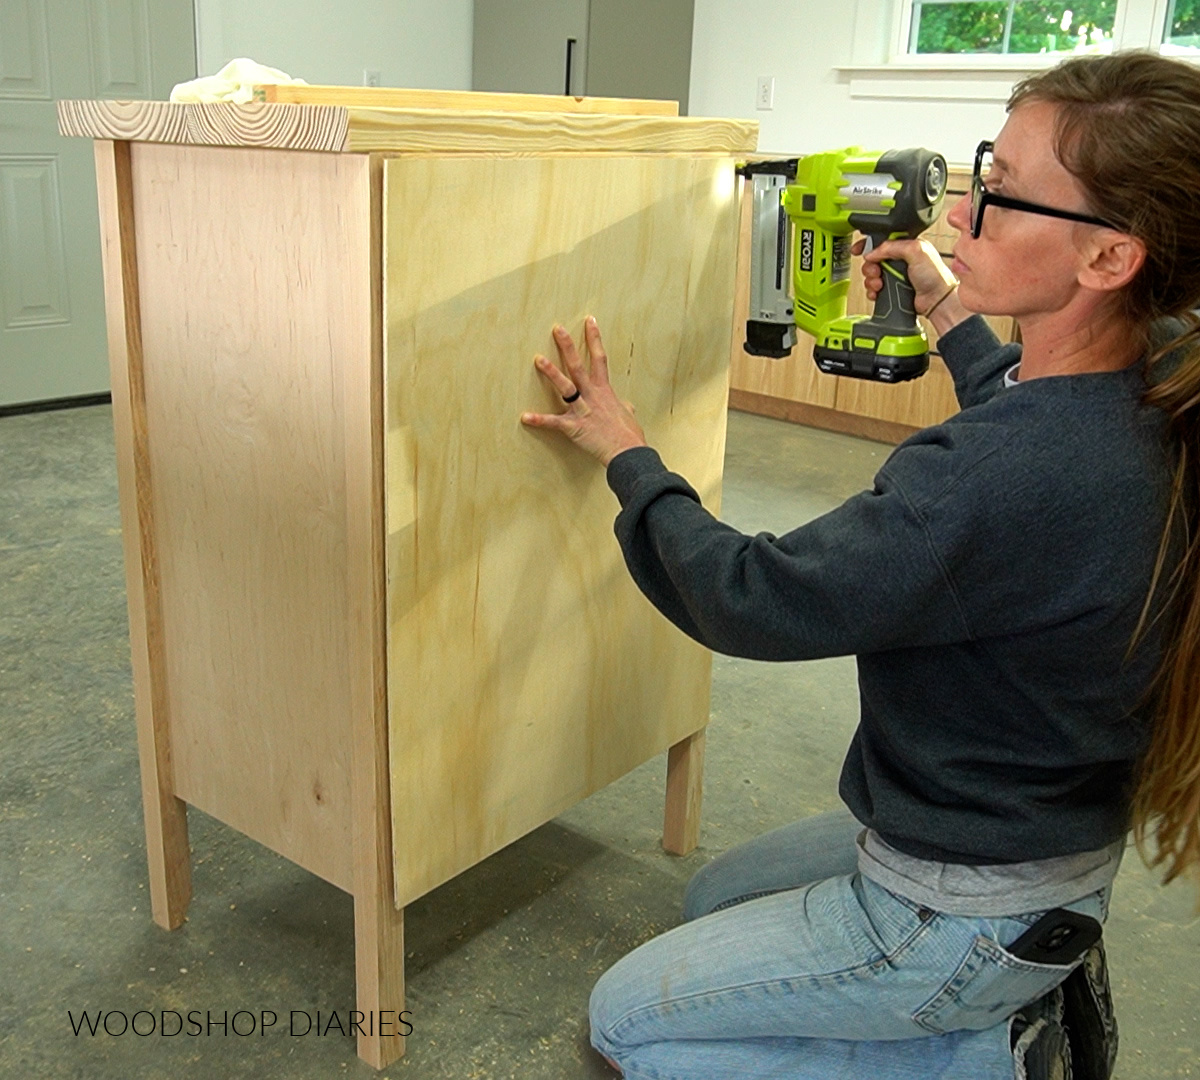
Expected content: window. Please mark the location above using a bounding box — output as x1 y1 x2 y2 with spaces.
908 1 1117 55
841 1 1199 102
898 0 1200 57
1163 0 1200 50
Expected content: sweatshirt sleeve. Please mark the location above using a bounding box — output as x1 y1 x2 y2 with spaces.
938 315 1022 409
605 446 973 661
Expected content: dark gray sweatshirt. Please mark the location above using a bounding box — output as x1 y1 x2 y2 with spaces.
606 315 1177 865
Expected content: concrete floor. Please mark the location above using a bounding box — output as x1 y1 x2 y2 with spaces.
1 404 1196 1079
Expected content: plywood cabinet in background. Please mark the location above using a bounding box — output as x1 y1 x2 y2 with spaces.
59 89 757 1070
728 168 1018 443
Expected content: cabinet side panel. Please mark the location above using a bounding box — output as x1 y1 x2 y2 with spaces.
384 155 738 908
131 144 370 892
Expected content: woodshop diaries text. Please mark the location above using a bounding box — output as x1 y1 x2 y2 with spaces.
68 1009 414 1037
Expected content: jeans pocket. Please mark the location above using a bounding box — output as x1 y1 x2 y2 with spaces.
912 934 1074 1035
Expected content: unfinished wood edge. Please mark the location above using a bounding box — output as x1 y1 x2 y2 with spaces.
728 389 917 446
60 100 189 142
728 176 754 379
345 108 759 155
184 101 349 152
93 139 192 929
59 100 349 152
663 728 707 856
260 83 679 117
703 187 746 523
347 154 406 1069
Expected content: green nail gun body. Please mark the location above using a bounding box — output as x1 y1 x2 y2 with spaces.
739 147 948 383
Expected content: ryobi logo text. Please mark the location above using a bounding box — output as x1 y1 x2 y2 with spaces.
800 229 814 273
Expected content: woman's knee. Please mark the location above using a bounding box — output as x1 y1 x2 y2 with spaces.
681 857 725 921
588 954 637 1059
680 837 788 921
682 810 863 921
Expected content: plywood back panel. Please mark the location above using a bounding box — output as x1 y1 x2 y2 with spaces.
130 144 373 892
384 155 739 907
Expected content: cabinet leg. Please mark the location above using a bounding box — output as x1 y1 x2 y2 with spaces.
141 776 191 931
354 895 407 1067
96 138 191 932
663 728 706 855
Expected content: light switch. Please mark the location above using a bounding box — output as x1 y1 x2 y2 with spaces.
756 77 775 111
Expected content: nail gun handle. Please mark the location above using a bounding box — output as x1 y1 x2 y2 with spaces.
873 258 920 333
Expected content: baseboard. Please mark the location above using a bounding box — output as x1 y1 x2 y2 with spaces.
727 389 917 446
0 392 113 419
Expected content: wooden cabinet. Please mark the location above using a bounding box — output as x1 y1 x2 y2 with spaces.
59 89 756 1069
728 167 1017 443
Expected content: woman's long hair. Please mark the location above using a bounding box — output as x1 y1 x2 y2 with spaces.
1010 52 1200 888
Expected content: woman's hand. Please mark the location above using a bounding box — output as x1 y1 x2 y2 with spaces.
854 237 969 335
521 317 648 467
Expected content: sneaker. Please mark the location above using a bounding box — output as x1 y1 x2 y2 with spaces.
1061 941 1118 1080
1012 986 1073 1080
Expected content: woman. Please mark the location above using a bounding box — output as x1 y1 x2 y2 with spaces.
520 51 1200 1080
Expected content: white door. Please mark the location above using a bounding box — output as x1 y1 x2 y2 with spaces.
473 0 590 97
0 0 196 408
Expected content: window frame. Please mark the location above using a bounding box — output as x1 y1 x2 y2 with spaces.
837 0 1197 103
887 0 1191 66
1161 0 1200 50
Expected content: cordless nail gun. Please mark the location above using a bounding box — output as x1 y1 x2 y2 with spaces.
738 148 947 382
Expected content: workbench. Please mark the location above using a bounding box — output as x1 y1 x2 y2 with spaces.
58 86 757 1067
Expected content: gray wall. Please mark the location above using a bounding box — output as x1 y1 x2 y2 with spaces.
196 0 474 90
473 0 693 113
587 0 693 114
473 0 590 96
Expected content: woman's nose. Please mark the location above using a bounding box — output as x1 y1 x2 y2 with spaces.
946 191 971 233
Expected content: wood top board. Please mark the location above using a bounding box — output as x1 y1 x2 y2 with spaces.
255 83 680 116
57 99 758 156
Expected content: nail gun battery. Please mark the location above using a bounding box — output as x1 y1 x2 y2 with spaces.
813 343 929 383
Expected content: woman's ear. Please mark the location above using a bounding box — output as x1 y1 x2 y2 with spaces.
1078 231 1147 295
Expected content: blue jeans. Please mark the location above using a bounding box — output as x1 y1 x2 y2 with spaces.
589 810 1108 1079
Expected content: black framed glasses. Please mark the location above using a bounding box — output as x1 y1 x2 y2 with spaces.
970 140 1116 239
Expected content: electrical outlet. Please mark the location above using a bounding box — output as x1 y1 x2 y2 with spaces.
363 69 381 88
756 76 775 111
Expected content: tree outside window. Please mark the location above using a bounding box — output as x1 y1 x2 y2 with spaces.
1165 0 1200 50
906 0 1199 54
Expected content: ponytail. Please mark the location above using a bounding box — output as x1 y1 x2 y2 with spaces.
1133 317 1200 886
